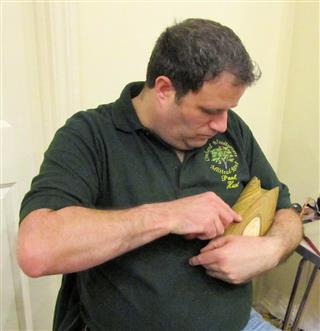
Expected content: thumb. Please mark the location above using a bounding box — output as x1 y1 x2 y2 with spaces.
201 235 229 252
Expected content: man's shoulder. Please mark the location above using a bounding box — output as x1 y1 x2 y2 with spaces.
63 82 144 135
68 103 114 124
62 103 116 134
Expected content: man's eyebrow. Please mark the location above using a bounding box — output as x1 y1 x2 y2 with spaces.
201 104 239 114
200 107 227 114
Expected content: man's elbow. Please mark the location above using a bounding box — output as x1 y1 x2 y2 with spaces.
17 242 47 278
16 209 54 278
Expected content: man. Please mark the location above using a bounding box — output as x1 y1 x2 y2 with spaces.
17 19 302 330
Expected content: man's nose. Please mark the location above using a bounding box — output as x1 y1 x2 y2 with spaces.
208 111 228 133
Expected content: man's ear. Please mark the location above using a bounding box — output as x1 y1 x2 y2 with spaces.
154 76 176 103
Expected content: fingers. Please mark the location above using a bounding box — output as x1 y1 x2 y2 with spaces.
195 192 241 238
190 250 231 283
208 192 242 224
165 191 241 240
220 206 242 227
213 217 225 236
189 238 236 283
191 216 226 240
189 236 231 266
201 236 230 252
190 235 260 284
204 193 241 231
189 247 221 266
198 219 224 240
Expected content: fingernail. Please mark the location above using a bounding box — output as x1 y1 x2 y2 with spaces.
189 259 194 266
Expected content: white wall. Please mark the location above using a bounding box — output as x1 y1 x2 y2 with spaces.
254 3 319 330
2 1 318 330
2 3 61 331
278 2 319 203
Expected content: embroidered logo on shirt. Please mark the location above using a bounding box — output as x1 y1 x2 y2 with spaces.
204 140 240 189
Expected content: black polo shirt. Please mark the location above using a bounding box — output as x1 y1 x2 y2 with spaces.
20 82 291 331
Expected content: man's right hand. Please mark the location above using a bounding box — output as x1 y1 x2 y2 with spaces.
151 192 242 240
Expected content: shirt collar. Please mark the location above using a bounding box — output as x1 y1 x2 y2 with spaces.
112 82 146 133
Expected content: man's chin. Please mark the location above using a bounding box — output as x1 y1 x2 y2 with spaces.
167 137 211 151
183 137 210 150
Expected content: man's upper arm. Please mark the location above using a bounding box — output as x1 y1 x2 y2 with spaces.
20 112 101 222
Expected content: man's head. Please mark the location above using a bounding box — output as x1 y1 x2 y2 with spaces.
146 18 260 99
141 72 247 150
135 18 260 150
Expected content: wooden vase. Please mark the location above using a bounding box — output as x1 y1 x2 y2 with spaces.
224 177 279 236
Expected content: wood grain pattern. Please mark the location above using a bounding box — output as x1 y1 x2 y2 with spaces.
225 177 279 236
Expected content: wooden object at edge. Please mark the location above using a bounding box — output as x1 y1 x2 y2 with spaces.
224 177 279 236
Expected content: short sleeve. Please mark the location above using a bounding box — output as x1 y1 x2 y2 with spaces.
20 112 102 222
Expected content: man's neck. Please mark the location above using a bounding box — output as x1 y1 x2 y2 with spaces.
132 87 185 162
132 87 157 130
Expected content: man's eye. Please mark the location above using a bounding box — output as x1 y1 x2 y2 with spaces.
201 108 215 114
201 108 224 115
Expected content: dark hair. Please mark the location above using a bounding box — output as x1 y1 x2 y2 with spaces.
146 18 261 98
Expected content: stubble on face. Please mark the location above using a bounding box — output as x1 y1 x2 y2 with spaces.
162 74 246 150
133 72 246 151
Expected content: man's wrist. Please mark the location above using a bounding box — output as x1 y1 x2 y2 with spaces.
138 203 172 237
261 235 284 268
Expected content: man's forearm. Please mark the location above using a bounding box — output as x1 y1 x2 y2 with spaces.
266 208 303 263
17 205 170 277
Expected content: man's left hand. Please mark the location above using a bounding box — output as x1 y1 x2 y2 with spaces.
189 235 282 284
